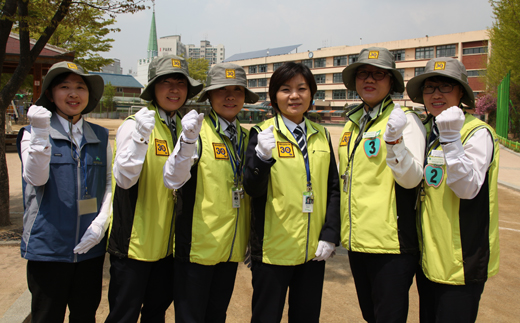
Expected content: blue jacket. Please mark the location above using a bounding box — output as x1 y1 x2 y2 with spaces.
17 114 109 262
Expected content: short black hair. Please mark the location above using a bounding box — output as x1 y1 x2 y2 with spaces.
151 73 189 106
269 62 317 114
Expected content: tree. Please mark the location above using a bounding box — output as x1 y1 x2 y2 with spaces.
487 0 520 139
102 82 116 116
187 57 209 85
0 0 146 226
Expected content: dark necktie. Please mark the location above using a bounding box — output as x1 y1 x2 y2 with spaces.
428 122 439 146
293 126 308 160
168 116 177 144
227 123 237 152
354 113 372 148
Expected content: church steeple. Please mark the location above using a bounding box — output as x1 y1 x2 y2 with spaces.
147 0 158 59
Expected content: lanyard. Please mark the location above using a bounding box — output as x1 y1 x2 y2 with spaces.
218 129 244 186
70 142 89 197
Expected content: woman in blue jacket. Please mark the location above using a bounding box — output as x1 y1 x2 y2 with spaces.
17 61 110 323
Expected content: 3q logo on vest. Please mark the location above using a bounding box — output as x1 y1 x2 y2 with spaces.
277 142 295 158
340 132 352 147
155 139 170 156
213 143 229 160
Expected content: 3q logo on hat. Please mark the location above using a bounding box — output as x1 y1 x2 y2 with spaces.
368 51 379 59
67 63 78 70
434 62 446 70
226 69 236 79
171 59 182 68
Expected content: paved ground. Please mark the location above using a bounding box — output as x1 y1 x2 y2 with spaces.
2 118 520 322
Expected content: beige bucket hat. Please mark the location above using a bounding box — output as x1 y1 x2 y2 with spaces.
35 61 104 114
406 57 475 108
197 63 259 103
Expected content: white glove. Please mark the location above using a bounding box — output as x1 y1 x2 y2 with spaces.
28 105 52 130
436 106 464 143
73 222 105 254
313 240 335 261
132 107 156 143
255 125 276 160
181 110 204 142
383 104 407 142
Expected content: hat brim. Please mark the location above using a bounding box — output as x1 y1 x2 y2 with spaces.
342 62 405 93
406 71 475 109
35 67 104 115
140 70 203 101
197 82 259 104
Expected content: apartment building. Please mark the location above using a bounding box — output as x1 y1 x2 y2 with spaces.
226 30 488 112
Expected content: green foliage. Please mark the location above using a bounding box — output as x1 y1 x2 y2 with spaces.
187 58 209 85
102 82 116 112
487 0 520 139
307 112 322 123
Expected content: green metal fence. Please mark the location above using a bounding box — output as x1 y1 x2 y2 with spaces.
496 70 520 151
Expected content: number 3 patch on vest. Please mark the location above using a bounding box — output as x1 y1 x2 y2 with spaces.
155 139 170 156
277 142 295 158
213 143 229 160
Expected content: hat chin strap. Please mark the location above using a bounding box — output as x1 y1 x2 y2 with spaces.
56 106 82 123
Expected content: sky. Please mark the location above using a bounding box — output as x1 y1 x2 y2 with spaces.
105 0 495 74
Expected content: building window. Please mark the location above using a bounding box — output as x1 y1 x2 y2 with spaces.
258 64 267 73
258 78 268 87
314 74 326 84
396 68 405 79
248 79 257 87
392 49 406 61
314 58 326 68
436 45 456 58
467 70 486 77
302 59 313 69
258 92 267 101
347 90 359 100
463 47 488 55
117 88 124 93
273 62 283 71
415 67 425 76
415 47 434 59
333 73 343 83
391 93 404 99
334 55 348 66
314 90 325 100
348 54 359 64
248 65 257 74
333 90 346 100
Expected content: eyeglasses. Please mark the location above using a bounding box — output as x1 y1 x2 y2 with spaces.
422 84 456 94
355 70 389 81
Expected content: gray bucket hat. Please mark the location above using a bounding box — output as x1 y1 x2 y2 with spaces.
406 57 475 109
197 63 259 103
140 55 203 101
342 47 405 93
35 61 104 115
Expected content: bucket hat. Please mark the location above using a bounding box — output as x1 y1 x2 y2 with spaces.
197 63 259 103
406 57 475 109
35 61 104 114
342 47 405 93
140 55 203 101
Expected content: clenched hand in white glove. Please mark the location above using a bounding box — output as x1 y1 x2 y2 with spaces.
436 106 464 143
314 240 335 261
73 222 105 254
383 104 407 143
255 125 276 160
132 107 156 143
28 105 52 130
181 110 204 143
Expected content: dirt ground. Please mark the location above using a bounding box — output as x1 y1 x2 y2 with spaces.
2 118 520 322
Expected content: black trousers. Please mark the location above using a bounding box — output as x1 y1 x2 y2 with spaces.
416 267 485 323
27 256 105 323
250 260 326 323
174 261 238 323
348 251 418 323
105 255 174 323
